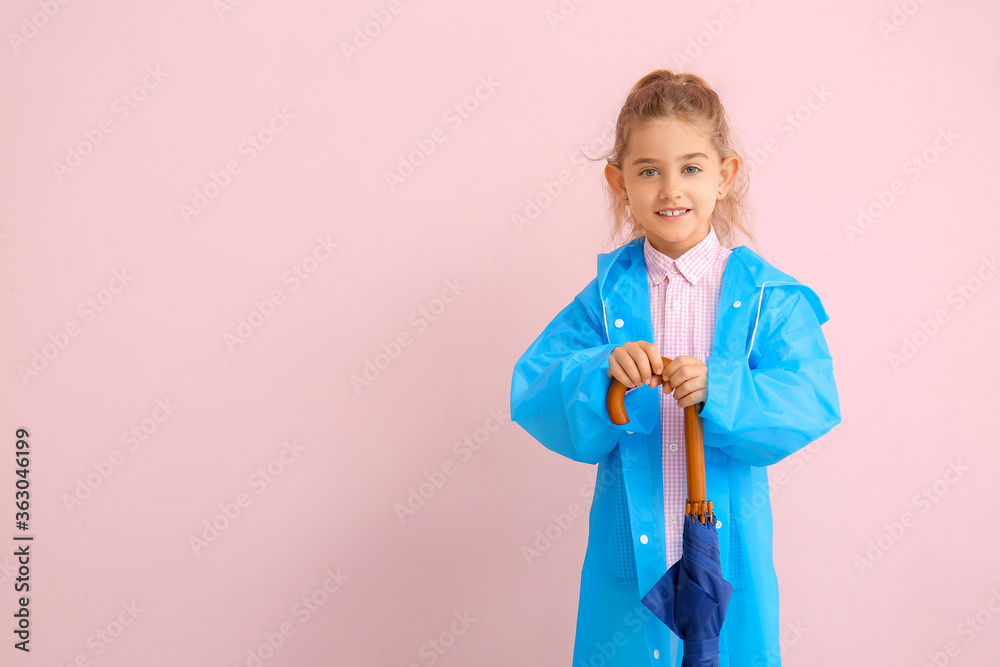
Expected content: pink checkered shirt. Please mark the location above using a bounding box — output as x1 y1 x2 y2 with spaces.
642 224 732 567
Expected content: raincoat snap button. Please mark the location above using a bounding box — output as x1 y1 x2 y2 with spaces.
653 649 660 659
733 300 741 308
715 519 722 529
614 318 624 328
639 534 648 544
625 430 633 435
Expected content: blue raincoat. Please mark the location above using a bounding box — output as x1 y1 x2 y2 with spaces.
510 236 841 666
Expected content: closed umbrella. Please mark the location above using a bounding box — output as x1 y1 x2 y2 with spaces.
607 355 733 667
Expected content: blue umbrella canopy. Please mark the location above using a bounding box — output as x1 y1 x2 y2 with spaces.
640 506 733 666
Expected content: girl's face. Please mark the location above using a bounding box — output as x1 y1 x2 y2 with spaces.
606 117 738 258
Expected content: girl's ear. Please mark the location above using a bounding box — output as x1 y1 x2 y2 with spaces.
605 163 626 198
718 156 739 196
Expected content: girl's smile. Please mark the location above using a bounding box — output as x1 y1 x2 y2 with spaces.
657 207 691 219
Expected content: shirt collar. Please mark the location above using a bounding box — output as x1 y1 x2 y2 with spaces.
643 225 721 286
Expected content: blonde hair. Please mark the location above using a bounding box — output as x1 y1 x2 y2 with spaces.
584 69 761 255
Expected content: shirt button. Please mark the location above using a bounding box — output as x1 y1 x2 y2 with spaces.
733 300 741 308
614 318 624 328
653 649 660 659
668 443 678 452
672 301 681 311
640 534 649 544
668 515 677 524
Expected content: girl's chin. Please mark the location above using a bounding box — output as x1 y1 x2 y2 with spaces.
647 215 703 232
647 223 697 238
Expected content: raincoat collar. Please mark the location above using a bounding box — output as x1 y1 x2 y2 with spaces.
598 233 830 325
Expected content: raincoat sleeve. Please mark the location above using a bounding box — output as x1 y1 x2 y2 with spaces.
700 285 841 467
510 277 625 465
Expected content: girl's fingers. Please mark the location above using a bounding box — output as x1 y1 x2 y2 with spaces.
665 362 684 385
631 350 655 387
609 341 666 388
637 341 664 377
607 358 624 384
673 379 707 403
676 388 707 409
610 353 641 388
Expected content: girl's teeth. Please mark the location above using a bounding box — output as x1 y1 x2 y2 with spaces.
660 210 688 217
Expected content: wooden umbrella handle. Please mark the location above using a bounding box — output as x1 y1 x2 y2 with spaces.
606 356 711 523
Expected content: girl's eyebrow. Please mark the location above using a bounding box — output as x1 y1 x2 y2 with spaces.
631 153 708 165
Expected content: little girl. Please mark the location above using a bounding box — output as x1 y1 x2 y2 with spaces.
510 70 841 666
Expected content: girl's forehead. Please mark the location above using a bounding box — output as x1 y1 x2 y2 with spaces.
625 119 716 161
631 116 712 140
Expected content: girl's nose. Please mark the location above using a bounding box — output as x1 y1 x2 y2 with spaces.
661 184 683 199
660 177 682 199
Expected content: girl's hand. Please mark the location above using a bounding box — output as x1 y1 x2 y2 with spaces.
663 355 708 409
607 341 669 391
607 345 708 409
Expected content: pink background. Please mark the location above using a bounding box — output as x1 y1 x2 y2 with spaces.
2 1 998 665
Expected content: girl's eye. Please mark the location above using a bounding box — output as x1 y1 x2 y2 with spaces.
640 166 701 177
